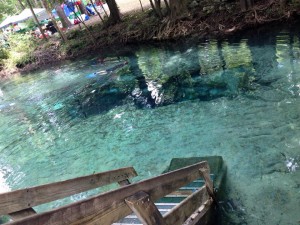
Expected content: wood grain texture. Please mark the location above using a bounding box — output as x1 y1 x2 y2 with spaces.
118 179 131 186
163 186 209 225
9 208 36 220
199 168 216 204
7 161 208 225
183 198 213 225
0 167 137 215
199 168 213 195
125 191 166 225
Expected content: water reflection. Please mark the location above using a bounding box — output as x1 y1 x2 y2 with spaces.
130 40 256 107
3 34 294 122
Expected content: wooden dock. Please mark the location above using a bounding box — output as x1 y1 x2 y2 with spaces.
0 157 225 225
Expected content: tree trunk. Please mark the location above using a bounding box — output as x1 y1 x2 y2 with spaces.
73 5 97 45
100 2 109 17
149 0 156 14
169 0 188 20
139 0 144 11
154 0 163 17
41 0 67 42
247 0 254 9
90 0 105 22
25 0 47 39
32 0 41 8
14 4 19 12
18 0 26 10
163 0 170 14
149 0 162 18
78 1 87 14
55 3 72 28
240 0 254 11
106 0 121 24
280 0 287 9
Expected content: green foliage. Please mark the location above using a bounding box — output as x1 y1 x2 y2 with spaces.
66 29 82 40
59 37 88 56
0 0 21 21
290 0 300 8
0 48 8 59
0 47 8 68
6 33 38 68
25 18 37 29
60 28 96 56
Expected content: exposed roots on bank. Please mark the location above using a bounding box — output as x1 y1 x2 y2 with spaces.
115 0 294 44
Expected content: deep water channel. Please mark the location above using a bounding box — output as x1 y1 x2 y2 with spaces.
0 29 300 224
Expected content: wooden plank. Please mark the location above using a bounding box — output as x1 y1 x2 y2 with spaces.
163 186 209 225
72 162 209 225
0 167 137 215
9 208 36 220
199 168 217 204
169 190 194 196
118 179 131 186
125 191 167 225
183 198 213 225
71 203 133 225
199 168 213 196
7 161 209 225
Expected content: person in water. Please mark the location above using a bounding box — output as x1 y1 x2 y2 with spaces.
97 56 121 64
90 58 128 77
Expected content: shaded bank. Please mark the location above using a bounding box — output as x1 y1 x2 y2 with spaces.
1 0 300 77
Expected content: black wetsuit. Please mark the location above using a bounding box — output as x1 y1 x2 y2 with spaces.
46 21 57 34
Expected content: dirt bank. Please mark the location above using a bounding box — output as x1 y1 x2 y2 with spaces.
1 0 300 77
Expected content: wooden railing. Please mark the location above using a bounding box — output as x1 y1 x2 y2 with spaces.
2 161 213 225
0 167 137 221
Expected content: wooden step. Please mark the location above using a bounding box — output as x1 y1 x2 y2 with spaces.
112 202 179 225
184 180 205 187
156 195 188 203
112 175 214 225
5 160 216 225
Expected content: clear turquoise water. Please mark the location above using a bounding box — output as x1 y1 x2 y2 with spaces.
0 30 300 224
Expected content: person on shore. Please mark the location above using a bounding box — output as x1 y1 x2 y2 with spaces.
65 0 75 13
13 24 20 32
46 20 57 35
86 3 95 16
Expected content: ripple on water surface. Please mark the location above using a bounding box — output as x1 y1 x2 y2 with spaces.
0 31 300 224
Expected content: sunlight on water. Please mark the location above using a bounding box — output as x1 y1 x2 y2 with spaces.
0 168 10 193
0 30 300 224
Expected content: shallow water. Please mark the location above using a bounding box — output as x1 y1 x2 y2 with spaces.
0 29 300 224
